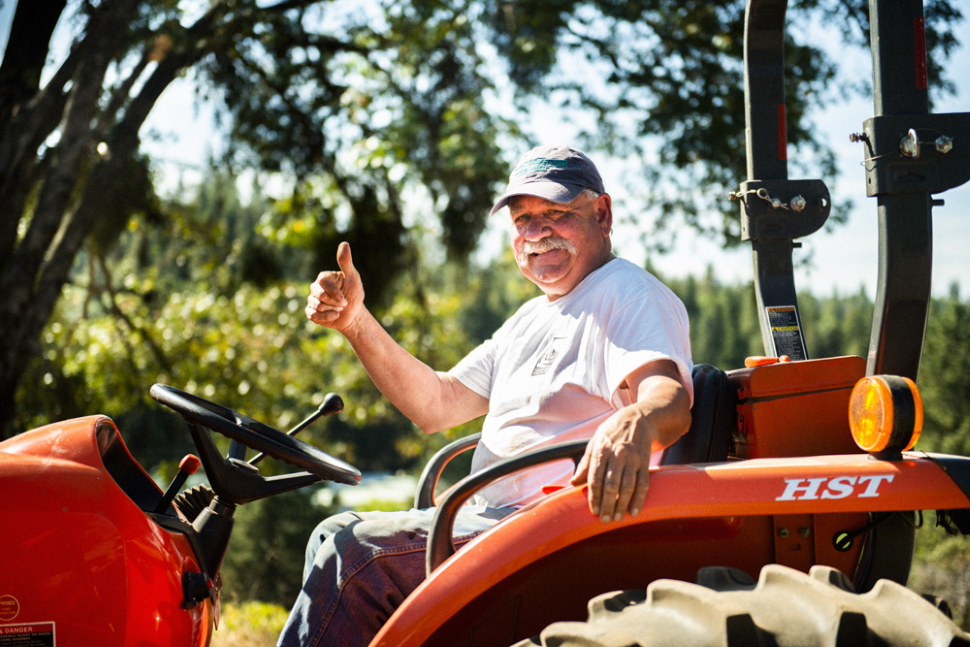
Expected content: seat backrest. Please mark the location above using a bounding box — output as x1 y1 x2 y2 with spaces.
660 364 737 465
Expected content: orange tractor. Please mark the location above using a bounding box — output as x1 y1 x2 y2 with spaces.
2 0 970 644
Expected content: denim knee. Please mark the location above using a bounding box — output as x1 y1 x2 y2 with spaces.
303 510 365 580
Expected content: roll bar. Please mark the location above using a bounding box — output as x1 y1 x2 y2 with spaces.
739 0 829 362
740 0 970 379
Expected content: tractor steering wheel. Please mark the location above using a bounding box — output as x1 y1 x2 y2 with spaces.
150 383 361 486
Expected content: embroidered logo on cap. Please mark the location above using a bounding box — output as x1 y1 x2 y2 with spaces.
512 158 571 178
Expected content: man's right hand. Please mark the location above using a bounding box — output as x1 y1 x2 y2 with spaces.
305 241 364 333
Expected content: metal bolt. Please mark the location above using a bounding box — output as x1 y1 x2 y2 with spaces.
849 132 866 143
936 135 954 154
799 527 811 537
778 527 790 537
790 195 807 212
900 128 920 158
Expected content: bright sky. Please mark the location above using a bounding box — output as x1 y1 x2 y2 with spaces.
1 1 967 298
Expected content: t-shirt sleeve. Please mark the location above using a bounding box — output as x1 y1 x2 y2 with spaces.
447 297 539 401
603 290 694 409
448 337 495 400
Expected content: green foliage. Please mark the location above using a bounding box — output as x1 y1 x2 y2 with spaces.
912 523 970 630
490 0 959 248
662 268 874 369
667 269 763 369
19 269 485 473
918 294 970 455
196 0 517 268
15 172 507 474
355 497 415 513
455 248 542 344
1 0 964 438
798 288 874 360
211 600 290 647
219 487 333 607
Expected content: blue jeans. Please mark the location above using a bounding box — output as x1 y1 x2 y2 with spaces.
277 505 514 647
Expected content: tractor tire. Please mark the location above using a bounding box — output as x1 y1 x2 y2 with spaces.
512 564 970 647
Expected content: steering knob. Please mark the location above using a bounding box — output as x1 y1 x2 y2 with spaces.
320 393 344 417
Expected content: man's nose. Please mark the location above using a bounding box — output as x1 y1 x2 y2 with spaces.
523 217 551 240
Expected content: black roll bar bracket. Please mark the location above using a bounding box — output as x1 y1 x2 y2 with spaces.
862 113 970 198
737 179 831 242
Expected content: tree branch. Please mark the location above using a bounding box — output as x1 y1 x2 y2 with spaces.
0 0 141 344
0 0 67 128
96 254 176 376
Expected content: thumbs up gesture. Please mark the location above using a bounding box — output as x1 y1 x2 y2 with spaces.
305 242 365 333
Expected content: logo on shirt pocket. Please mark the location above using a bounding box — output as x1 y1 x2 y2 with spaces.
532 337 566 376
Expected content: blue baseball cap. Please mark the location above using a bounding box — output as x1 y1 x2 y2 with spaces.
490 145 606 215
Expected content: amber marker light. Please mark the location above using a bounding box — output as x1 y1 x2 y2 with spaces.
848 375 923 457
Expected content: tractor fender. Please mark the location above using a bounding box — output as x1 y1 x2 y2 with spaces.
371 453 970 647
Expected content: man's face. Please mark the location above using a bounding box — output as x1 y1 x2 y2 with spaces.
508 193 613 300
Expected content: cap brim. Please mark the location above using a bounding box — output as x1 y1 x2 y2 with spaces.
489 181 587 215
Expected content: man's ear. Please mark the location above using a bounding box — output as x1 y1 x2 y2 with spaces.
595 193 613 233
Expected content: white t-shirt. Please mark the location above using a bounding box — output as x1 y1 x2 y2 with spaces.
448 257 693 508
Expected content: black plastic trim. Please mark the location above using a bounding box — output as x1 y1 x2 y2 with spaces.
96 421 165 513
919 453 970 501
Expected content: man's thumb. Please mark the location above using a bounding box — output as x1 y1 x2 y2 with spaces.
336 241 357 277
571 452 590 486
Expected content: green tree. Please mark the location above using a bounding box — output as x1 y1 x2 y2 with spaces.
220 487 335 606
665 270 874 369
800 289 873 360
664 269 762 369
906 290 970 629
1 0 515 437
16 170 499 474
1 0 963 438
916 291 970 455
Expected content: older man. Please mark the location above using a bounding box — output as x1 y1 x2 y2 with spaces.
278 145 693 647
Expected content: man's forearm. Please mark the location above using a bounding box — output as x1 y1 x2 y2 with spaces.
632 373 692 452
342 307 486 433
571 360 692 522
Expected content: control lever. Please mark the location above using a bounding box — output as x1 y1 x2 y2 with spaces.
248 392 344 467
155 454 202 514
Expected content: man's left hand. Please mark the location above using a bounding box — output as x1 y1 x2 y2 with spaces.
572 407 654 522
570 361 691 523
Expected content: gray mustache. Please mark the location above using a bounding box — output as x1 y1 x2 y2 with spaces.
521 238 576 255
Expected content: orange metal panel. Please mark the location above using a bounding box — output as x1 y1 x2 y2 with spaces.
371 453 969 647
732 356 866 458
772 513 816 572
0 417 212 647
